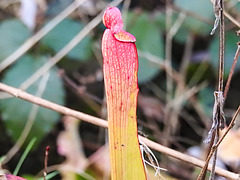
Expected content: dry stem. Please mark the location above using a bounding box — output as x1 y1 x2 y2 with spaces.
197 106 240 180
2 72 50 164
200 1 226 179
44 146 50 180
223 10 240 28
0 82 239 179
19 0 123 91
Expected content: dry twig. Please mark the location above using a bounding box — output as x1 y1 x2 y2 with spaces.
200 0 226 179
44 146 50 180
198 106 240 180
0 0 87 72
0 82 239 179
19 0 123 91
224 43 240 99
223 10 240 29
2 72 50 164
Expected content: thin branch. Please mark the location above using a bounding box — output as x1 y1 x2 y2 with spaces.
215 106 240 147
139 49 210 133
211 1 225 179
163 1 189 147
165 0 173 103
122 0 131 31
209 129 219 180
224 43 240 99
19 0 123 91
0 82 108 128
0 82 239 179
2 72 50 164
44 146 50 180
60 70 102 113
179 33 194 79
139 136 239 180
197 106 240 180
171 4 212 25
170 82 207 108
218 0 225 93
168 12 186 38
0 0 88 72
223 10 240 29
201 0 226 179
37 163 96 180
137 50 179 83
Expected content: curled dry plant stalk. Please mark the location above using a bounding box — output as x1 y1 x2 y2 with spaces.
198 44 240 180
198 106 240 180
199 0 240 179
198 0 225 179
139 138 167 179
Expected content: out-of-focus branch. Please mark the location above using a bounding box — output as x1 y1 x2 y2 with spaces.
0 0 87 72
19 0 123 91
224 44 240 99
0 82 239 180
223 10 240 28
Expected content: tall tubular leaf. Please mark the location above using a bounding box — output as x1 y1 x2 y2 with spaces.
102 7 147 179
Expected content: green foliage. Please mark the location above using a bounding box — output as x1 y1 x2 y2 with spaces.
0 1 239 179
0 55 65 145
226 0 240 12
127 11 164 83
0 19 30 62
186 62 213 85
198 87 214 117
23 171 59 180
153 11 166 31
173 21 190 43
209 31 239 77
0 156 6 163
46 0 73 16
154 0 213 43
154 11 190 43
13 138 37 175
174 0 213 36
41 18 92 61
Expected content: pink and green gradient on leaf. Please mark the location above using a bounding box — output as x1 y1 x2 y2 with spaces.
102 7 147 179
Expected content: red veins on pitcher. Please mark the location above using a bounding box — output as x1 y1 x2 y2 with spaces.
102 7 146 180
102 7 138 98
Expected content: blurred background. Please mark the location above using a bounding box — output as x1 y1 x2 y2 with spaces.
0 0 239 179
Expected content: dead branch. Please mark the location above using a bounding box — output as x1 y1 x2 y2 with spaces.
0 82 239 179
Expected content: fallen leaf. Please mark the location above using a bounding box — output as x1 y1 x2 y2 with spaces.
57 116 88 179
218 128 240 170
88 145 111 179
